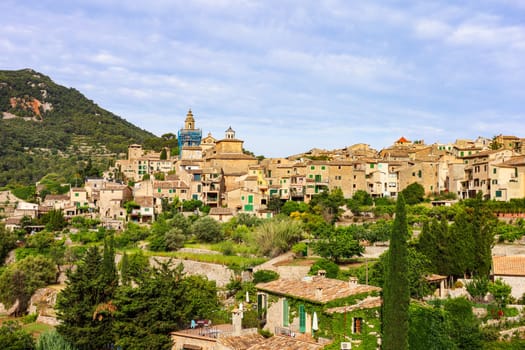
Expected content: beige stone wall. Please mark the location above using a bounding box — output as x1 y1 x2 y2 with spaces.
215 139 244 154
150 257 235 287
496 276 525 300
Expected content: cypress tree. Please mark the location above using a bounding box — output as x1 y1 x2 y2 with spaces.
382 193 410 350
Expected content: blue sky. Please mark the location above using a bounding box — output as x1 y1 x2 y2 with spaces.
1 1 524 157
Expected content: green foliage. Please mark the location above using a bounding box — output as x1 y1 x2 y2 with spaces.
313 226 364 262
39 209 67 231
254 217 304 257
113 262 220 349
408 303 455 350
488 279 512 308
0 321 35 350
309 188 345 223
383 194 410 350
444 297 482 349
0 224 18 264
36 330 77 350
10 185 37 202
252 270 280 284
291 242 308 257
402 182 425 205
191 216 223 243
56 244 117 349
308 258 340 278
27 231 55 252
0 255 57 315
182 199 203 212
280 201 309 216
466 276 490 302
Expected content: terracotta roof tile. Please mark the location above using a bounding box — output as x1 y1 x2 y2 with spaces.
256 277 381 304
247 335 323 350
493 256 525 276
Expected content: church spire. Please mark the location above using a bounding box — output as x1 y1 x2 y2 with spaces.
184 109 195 130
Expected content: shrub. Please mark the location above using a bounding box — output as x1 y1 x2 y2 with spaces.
253 270 279 284
309 259 339 278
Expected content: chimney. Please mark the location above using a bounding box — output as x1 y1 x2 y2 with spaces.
315 287 323 300
232 307 243 336
349 277 358 288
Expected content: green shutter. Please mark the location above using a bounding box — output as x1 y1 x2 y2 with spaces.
299 304 306 333
248 195 253 203
283 299 289 326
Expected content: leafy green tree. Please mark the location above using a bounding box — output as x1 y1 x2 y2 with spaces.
27 231 55 252
308 258 340 279
309 188 345 222
191 216 223 243
488 279 512 308
0 321 35 350
113 261 219 349
56 244 116 349
444 297 482 349
280 201 308 216
352 190 373 205
466 276 490 303
313 227 363 262
402 182 425 205
409 303 454 350
0 255 56 316
382 194 410 350
40 209 67 231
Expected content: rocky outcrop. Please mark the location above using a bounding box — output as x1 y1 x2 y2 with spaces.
28 287 62 326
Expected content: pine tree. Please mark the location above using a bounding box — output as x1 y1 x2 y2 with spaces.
56 245 116 349
382 193 410 350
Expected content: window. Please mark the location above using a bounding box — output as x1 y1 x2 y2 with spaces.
75 193 79 197
492 180 498 185
283 299 289 326
418 170 422 178
493 168 497 174
321 166 326 170
496 190 502 198
311 166 315 170
299 305 306 333
370 164 374 168
353 317 363 334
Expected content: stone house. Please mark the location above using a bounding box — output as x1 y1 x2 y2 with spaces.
256 274 382 349
490 156 525 201
492 255 525 300
460 149 514 199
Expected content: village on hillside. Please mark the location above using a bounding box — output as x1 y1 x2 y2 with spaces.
3 110 525 349
5 109 525 231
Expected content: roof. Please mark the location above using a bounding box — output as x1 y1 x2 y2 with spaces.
256 277 381 304
209 207 233 215
493 256 525 276
247 335 323 350
219 333 265 350
325 296 382 314
44 194 69 201
396 136 410 144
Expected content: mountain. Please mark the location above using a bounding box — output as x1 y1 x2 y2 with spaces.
0 69 157 187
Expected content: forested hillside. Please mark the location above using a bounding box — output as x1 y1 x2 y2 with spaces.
0 69 156 186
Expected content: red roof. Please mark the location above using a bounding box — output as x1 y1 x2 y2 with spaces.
396 136 410 144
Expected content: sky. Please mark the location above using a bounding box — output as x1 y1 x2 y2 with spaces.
1 1 524 157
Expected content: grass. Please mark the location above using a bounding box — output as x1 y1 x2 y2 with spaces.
23 321 54 338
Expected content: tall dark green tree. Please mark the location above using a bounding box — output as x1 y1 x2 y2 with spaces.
56 243 117 349
382 194 410 350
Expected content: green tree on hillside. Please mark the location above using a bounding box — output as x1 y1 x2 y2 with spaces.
382 194 410 350
402 182 425 205
56 241 117 349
